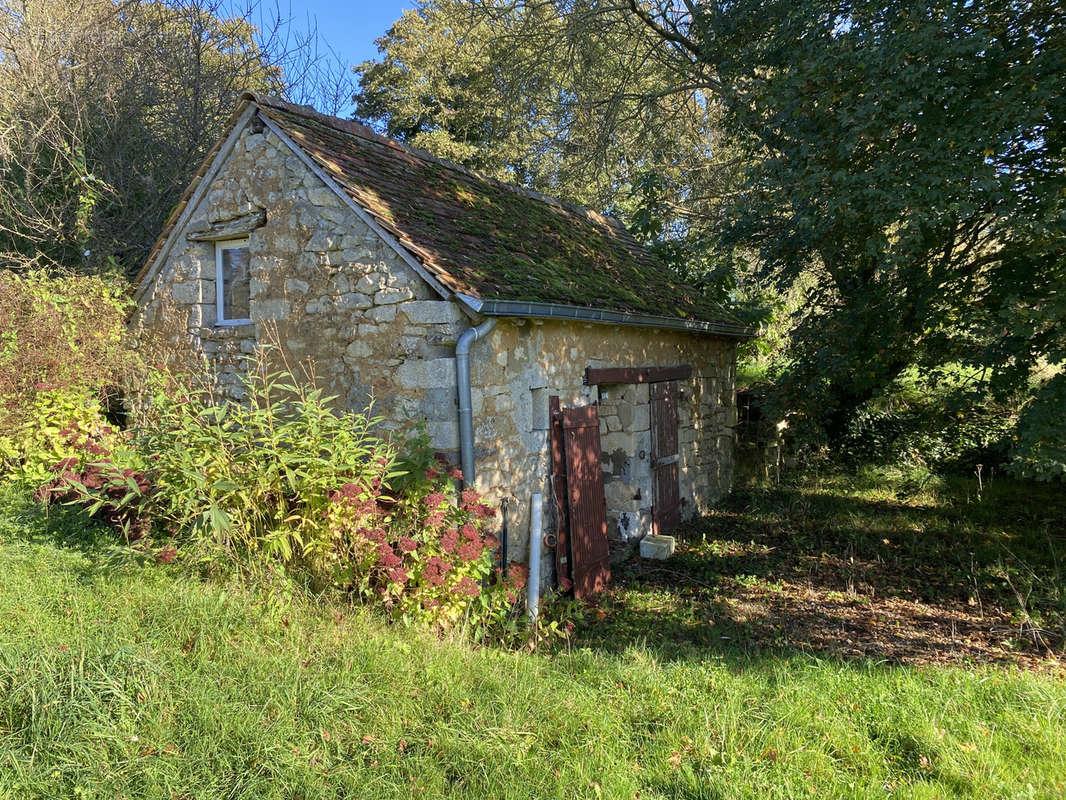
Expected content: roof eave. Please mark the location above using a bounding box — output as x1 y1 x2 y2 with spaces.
455 294 755 339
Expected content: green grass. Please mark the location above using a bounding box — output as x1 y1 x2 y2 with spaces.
586 469 1066 667
2 481 1065 799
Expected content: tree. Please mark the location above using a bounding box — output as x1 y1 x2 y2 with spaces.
623 0 1064 472
0 0 353 274
354 0 749 302
362 0 1065 474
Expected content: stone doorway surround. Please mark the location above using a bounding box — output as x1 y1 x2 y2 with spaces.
584 365 692 546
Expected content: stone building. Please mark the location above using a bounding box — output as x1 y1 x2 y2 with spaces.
133 93 752 589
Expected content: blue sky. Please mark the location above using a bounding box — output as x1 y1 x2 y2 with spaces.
290 0 413 67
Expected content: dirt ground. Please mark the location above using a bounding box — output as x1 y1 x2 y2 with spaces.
578 472 1066 672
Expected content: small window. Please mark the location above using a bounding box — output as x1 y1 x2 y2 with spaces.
215 239 251 324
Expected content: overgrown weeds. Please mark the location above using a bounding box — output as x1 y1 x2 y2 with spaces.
29 352 526 638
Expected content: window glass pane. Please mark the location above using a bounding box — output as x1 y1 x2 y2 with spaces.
221 246 250 320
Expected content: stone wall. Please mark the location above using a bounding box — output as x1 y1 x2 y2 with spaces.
134 119 471 449
134 113 739 582
467 320 737 582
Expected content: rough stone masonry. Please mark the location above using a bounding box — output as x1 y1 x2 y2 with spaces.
133 101 743 585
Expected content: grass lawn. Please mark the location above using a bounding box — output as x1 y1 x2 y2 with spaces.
2 473 1065 799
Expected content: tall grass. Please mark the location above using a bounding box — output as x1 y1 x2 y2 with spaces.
1 488 1064 799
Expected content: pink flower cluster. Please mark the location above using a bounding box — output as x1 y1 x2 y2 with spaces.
455 576 480 597
420 556 453 587
377 543 402 569
460 488 494 519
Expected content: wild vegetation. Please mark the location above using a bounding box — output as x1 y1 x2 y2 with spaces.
0 1 1063 796
0 0 353 274
357 0 1065 479
1 484 1064 800
0 270 134 484
0 272 522 636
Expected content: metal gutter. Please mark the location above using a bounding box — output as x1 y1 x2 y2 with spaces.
455 317 498 488
454 295 754 339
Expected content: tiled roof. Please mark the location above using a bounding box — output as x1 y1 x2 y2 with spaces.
138 92 744 329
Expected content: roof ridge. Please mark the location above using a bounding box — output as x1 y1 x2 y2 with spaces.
244 91 634 236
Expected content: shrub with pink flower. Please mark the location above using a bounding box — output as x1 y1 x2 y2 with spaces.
34 392 527 638
34 426 154 542
372 436 521 632
455 576 480 597
440 528 459 554
457 539 483 562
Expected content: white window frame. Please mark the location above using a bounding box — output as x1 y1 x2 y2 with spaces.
215 239 252 326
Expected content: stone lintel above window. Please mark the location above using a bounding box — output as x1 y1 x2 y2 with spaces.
187 210 266 242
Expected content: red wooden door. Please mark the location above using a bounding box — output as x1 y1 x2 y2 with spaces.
651 380 682 534
561 404 610 598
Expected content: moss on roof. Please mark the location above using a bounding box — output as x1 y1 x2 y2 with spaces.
251 94 738 325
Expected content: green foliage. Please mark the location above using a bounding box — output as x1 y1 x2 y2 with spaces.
0 0 350 274
0 269 134 484
0 389 119 488
1011 371 1066 480
667 0 1066 463
134 366 396 571
3 481 1066 798
34 360 523 636
355 0 747 307
833 366 1020 474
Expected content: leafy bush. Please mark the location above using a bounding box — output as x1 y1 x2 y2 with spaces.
1009 372 1066 481
0 269 134 483
837 406 1014 475
34 429 153 543
326 464 521 633
36 361 524 634
133 366 397 572
1 386 122 486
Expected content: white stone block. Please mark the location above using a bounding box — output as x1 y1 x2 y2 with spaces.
250 298 290 321
307 187 336 206
365 305 396 322
640 535 675 560
284 278 309 294
394 357 456 389
336 292 373 310
401 301 467 325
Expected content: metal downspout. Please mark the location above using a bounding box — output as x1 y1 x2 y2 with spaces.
455 317 497 488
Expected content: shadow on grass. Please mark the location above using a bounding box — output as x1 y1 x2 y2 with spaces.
574 473 1066 669
0 488 148 577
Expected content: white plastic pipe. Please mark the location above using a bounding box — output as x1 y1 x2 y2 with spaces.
527 493 543 624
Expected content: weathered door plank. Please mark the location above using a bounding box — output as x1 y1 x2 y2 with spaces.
548 395 572 590
561 404 611 598
651 380 682 534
